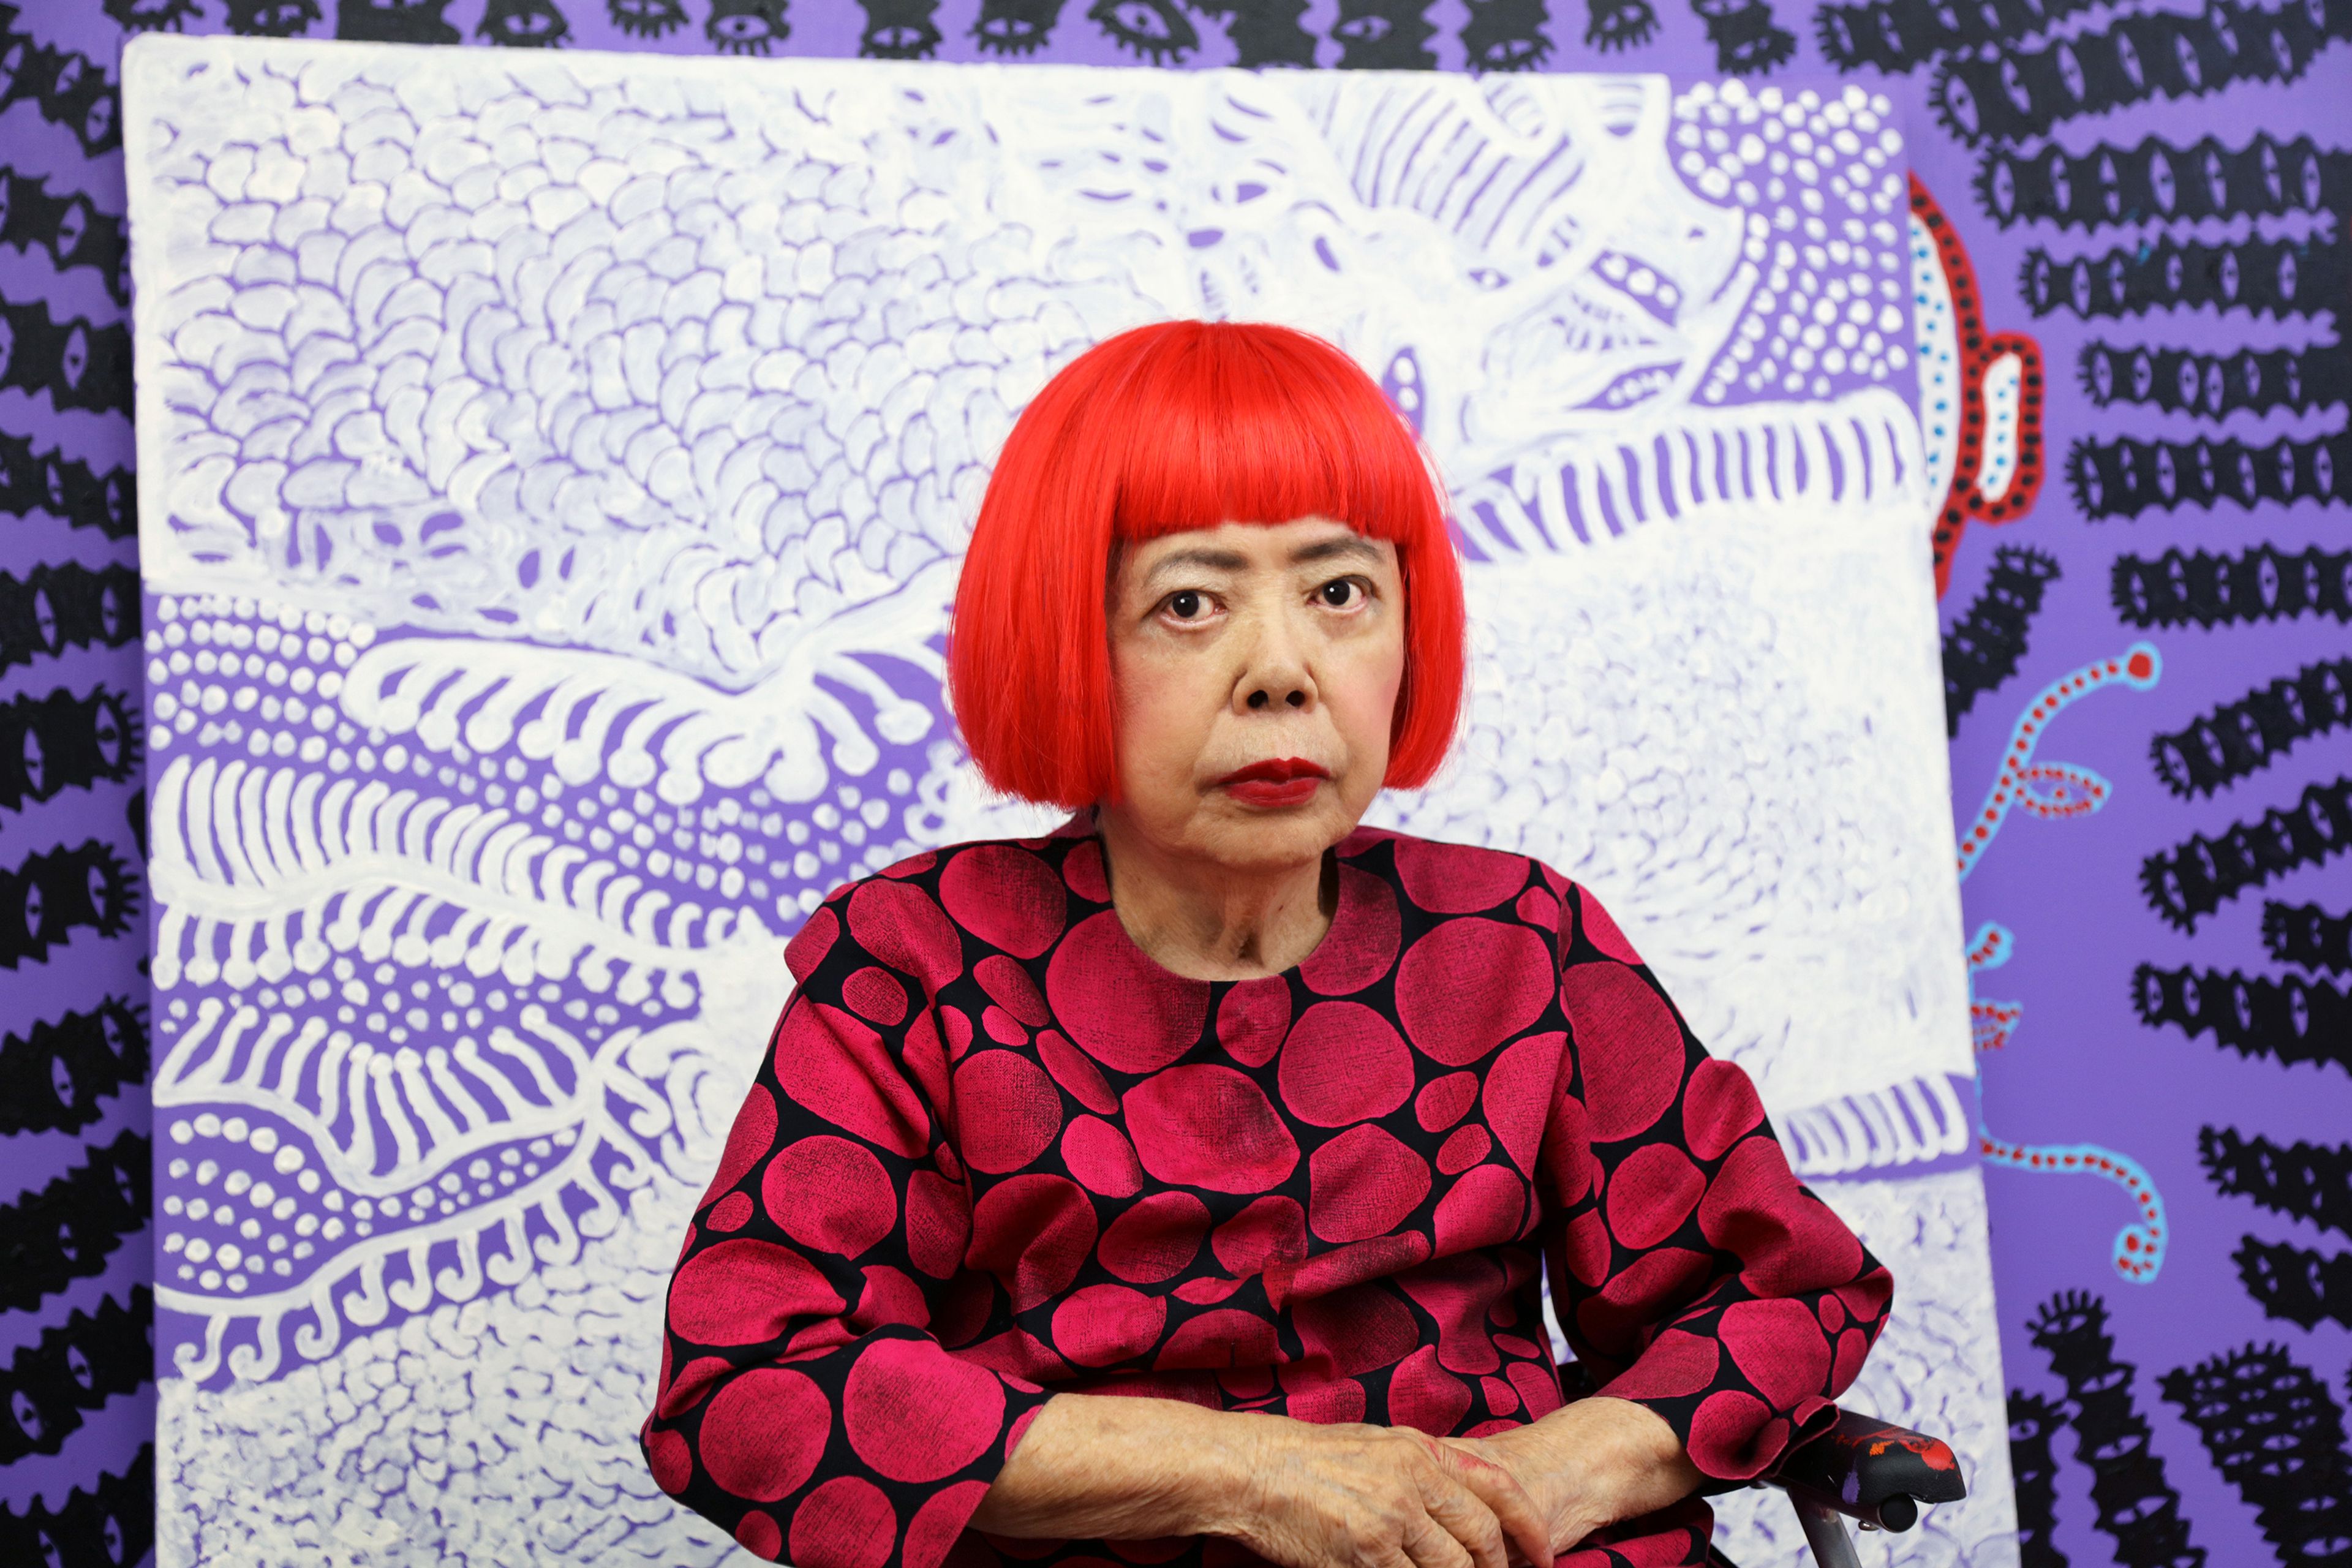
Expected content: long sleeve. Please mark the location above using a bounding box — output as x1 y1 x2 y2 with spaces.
641 883 1057 1568
1537 877 1894 1483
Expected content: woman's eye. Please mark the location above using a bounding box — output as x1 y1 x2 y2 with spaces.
1167 590 1204 619
1319 579 1360 608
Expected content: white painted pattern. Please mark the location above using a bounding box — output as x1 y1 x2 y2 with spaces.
123 38 2004 1568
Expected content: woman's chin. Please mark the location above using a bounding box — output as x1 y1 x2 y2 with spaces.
1193 793 1355 867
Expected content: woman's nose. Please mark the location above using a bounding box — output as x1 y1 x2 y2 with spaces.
1234 603 1317 713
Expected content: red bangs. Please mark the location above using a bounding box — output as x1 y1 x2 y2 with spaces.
1103 329 1440 551
946 320 1466 810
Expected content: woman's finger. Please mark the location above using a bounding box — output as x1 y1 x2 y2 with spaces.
1410 1459 1512 1568
1436 1444 1555 1568
1399 1501 1479 1568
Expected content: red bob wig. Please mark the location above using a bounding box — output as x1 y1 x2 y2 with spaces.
946 320 1466 809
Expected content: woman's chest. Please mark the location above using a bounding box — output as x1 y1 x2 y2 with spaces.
921 935 1575 1314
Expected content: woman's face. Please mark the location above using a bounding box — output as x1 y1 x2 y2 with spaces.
1104 516 1406 873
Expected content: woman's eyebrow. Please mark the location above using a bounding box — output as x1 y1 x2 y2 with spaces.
1288 535 1382 567
1141 546 1251 586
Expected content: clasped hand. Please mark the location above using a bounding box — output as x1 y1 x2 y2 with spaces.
1222 1398 1698 1568
1223 1417 1556 1568
967 1390 1696 1568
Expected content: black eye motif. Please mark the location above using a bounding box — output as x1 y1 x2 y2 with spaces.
1090 0 1199 62
708 0 791 53
972 0 1067 55
81 93 116 154
106 0 211 30
59 325 88 391
479 0 573 45
223 0 323 35
1463 0 1552 70
609 0 689 36
860 0 944 56
53 198 88 263
336 0 464 44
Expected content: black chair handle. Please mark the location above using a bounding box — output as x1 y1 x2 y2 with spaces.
1762 1408 1967 1533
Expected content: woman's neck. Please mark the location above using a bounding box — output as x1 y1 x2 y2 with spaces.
1094 809 1337 982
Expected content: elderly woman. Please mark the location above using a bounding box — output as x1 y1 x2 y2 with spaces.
641 322 1891 1568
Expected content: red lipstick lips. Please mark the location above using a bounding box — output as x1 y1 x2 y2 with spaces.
1212 757 1330 809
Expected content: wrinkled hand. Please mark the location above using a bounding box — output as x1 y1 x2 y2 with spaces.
1435 1431 1593 1564
1226 1416 1557 1568
1438 1399 1701 1562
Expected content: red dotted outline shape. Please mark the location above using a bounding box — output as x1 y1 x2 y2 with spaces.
1912 175 2048 598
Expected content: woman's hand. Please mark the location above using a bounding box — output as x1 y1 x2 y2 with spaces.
970 1395 1553 1568
1223 1415 1556 1568
1438 1398 1701 1559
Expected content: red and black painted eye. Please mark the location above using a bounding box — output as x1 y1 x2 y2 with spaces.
1910 176 2048 598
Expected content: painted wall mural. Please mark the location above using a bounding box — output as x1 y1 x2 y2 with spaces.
0 0 2340 1566
122 37 2010 1567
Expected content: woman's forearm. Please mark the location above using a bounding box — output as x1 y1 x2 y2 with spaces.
967 1393 1264 1543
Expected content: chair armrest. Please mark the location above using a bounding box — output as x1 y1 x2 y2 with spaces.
1762 1408 1967 1532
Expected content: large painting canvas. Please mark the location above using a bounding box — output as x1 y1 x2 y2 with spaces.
123 36 2013 1567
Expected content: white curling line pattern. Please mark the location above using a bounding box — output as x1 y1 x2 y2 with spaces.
333 557 954 809
148 751 765 990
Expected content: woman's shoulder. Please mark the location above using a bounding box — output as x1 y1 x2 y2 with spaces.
1344 831 1651 967
784 827 1103 984
1339 827 1573 922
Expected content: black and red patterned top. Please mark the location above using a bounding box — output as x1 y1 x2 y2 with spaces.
643 826 1892 1568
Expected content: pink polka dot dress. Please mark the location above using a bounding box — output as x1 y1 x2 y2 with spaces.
643 826 1893 1568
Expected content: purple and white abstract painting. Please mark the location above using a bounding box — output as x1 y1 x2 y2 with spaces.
122 37 2011 1567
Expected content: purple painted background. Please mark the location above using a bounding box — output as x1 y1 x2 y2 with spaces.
2 1 2346 1566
